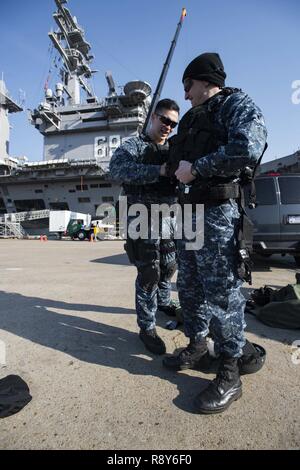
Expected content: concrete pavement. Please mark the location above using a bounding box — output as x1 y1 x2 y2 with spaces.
0 239 299 449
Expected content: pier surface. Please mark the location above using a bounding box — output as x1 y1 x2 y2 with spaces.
0 240 299 450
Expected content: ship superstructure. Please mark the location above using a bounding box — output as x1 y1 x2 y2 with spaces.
0 80 23 171
0 79 23 214
0 0 151 230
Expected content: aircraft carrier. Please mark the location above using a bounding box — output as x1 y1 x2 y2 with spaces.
0 0 152 232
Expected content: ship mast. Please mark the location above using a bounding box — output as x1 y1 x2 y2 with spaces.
0 80 23 172
49 0 95 105
30 0 152 166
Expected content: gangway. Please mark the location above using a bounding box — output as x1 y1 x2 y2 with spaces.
0 210 50 238
0 209 50 223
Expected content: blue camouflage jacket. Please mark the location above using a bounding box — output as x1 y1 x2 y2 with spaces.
109 136 176 205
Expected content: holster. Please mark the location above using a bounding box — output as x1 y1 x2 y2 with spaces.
124 239 159 265
124 240 136 264
237 213 254 285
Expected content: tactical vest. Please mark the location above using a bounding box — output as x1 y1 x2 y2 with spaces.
123 137 176 196
168 88 240 204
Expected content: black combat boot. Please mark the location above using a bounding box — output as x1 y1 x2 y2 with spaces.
162 339 207 370
139 328 166 355
158 300 180 317
193 356 242 414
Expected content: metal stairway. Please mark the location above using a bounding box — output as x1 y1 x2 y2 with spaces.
0 210 50 239
0 221 28 239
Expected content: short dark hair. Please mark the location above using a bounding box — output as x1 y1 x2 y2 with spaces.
154 98 179 114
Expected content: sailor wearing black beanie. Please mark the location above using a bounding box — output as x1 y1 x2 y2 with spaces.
182 52 226 87
164 51 267 415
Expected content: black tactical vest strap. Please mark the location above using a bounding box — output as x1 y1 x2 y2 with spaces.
168 88 240 174
168 88 242 204
123 136 176 196
173 89 241 204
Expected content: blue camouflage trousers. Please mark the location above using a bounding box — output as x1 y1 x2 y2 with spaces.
177 200 246 358
125 215 177 331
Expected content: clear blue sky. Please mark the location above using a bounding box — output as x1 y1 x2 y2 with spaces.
1 0 299 163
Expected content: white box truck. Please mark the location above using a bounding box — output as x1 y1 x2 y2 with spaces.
49 211 91 237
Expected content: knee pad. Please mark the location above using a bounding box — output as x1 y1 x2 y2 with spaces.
161 261 177 280
138 263 160 291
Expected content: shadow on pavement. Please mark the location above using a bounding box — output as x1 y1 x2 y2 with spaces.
91 253 130 266
252 254 297 272
0 290 208 414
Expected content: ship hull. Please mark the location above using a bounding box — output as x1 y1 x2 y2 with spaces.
0 170 121 234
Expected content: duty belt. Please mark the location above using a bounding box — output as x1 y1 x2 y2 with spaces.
177 182 240 205
123 183 175 197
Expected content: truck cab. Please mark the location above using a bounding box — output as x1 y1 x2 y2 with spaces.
66 219 93 240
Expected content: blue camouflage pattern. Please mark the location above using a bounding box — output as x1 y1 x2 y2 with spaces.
177 201 246 357
109 136 177 331
178 90 267 357
110 136 175 206
130 215 177 331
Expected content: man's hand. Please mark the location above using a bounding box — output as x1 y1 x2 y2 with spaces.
175 160 196 184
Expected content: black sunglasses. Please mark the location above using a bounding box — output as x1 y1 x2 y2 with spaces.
156 113 178 129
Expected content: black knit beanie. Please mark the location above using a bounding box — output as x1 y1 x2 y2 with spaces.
182 52 226 87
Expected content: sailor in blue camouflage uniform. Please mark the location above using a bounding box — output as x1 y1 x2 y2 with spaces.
163 53 267 414
109 99 180 355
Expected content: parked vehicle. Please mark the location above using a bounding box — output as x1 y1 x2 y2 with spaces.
49 210 91 238
65 219 93 241
246 174 300 266
66 219 115 241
